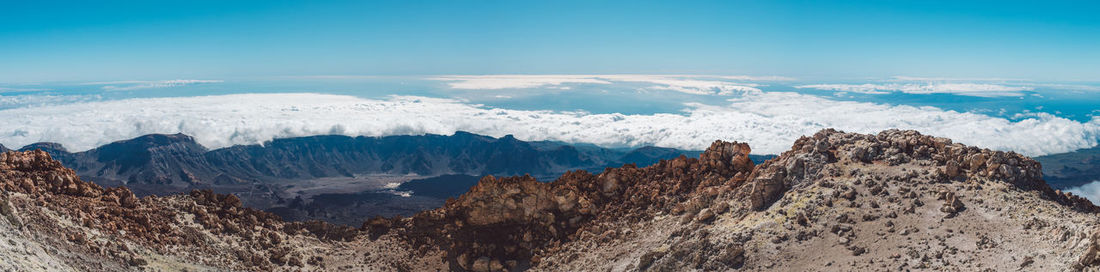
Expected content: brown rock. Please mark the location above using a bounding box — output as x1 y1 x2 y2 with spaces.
939 191 964 216
945 161 960 176
472 256 492 272
695 208 716 223
1077 230 1100 269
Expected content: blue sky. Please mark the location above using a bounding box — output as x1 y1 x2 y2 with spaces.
1 0 1098 82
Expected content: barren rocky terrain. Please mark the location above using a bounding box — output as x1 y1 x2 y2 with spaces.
1 129 1098 271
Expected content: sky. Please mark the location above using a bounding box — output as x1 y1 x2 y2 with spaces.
2 0 1099 82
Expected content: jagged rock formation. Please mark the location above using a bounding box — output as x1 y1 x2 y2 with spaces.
1 129 1098 271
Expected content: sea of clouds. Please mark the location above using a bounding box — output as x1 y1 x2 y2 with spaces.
795 83 1034 97
0 92 1096 156
432 75 772 95
1066 181 1100 205
432 74 1053 98
85 79 224 91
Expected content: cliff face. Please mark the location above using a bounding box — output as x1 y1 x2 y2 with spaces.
1 129 1098 272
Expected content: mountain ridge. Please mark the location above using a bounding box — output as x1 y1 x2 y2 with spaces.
17 132 740 190
11 132 748 224
1036 145 1100 189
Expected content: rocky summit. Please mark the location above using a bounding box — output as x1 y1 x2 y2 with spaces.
1 129 1099 271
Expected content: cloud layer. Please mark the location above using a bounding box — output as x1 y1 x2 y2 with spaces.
796 83 1034 97
431 75 613 90
0 94 101 109
432 75 767 95
89 79 224 91
0 92 1096 156
1066 181 1100 205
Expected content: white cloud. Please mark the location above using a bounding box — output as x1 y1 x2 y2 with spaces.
432 74 766 96
889 76 1029 82
710 75 796 81
281 75 387 80
0 94 101 109
1065 181 1100 205
796 83 1034 97
430 75 613 89
0 87 50 93
1021 83 1100 92
0 92 1096 156
800 84 891 95
596 75 762 96
89 79 223 91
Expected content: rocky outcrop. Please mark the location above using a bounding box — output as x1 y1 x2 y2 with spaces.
1077 230 1100 269
744 129 1098 213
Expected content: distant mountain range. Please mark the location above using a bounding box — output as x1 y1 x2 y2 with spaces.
7 132 777 223
1035 145 1100 189
12 132 1099 192
14 132 742 187
11 133 1095 191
